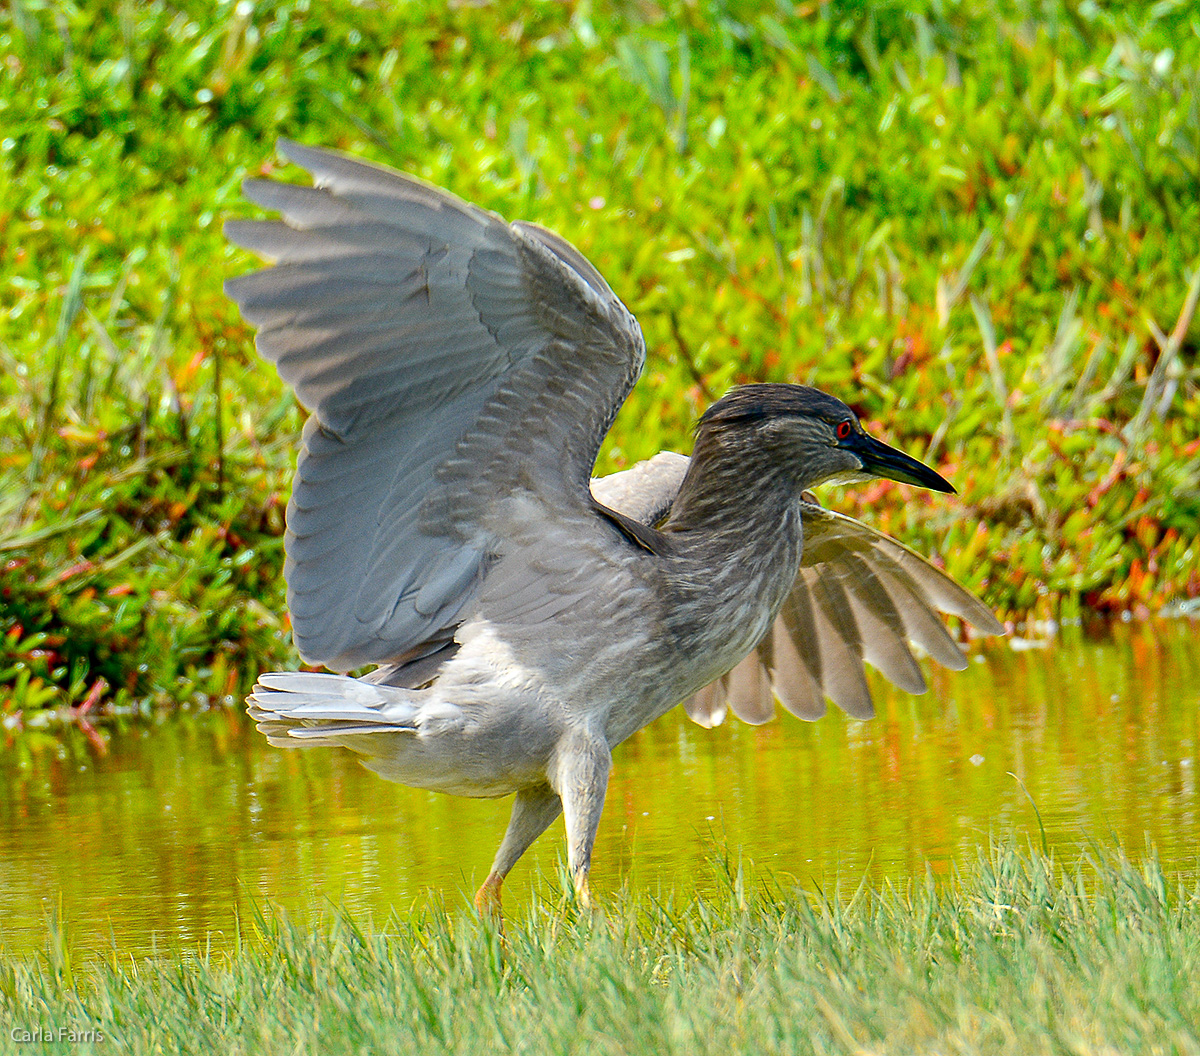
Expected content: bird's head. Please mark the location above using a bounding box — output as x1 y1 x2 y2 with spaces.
696 384 953 496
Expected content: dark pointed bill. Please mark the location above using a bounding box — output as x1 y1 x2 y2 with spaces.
844 431 955 493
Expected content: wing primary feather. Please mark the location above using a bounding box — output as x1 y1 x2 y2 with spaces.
684 681 727 728
767 617 827 721
725 651 774 725
838 552 927 694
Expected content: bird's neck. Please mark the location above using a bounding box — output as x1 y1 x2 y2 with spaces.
652 439 808 694
661 434 805 540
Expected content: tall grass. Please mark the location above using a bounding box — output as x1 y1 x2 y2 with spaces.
0 843 1196 1054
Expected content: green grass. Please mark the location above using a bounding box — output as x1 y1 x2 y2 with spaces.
1 843 1196 1054
1 0 1198 717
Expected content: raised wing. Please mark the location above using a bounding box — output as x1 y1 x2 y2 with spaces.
226 141 645 670
592 454 1002 727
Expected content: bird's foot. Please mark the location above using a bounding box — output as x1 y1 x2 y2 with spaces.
474 872 504 919
574 874 593 911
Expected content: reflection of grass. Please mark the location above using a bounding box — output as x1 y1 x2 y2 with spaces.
3 844 1196 1053
2 1 1198 718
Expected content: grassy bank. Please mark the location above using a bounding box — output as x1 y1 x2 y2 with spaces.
1 0 1198 718
0 844 1196 1055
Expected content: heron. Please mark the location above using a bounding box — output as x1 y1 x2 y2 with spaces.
226 141 1002 914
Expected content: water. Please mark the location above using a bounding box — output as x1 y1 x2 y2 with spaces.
1 620 1196 958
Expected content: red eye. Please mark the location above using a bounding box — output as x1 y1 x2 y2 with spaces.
836 420 853 440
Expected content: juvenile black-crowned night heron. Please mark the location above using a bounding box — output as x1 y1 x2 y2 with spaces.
226 141 1002 914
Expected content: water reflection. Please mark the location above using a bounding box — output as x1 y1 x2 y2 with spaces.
0 620 1196 958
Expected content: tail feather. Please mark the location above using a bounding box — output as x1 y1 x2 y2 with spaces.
247 670 424 746
286 723 404 739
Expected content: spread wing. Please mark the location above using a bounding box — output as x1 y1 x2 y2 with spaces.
592 453 1002 727
226 140 644 670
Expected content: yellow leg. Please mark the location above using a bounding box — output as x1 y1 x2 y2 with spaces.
477 785 562 920
554 729 610 914
475 871 504 917
574 872 593 910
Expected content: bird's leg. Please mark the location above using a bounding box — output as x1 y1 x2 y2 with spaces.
475 784 562 917
550 727 612 909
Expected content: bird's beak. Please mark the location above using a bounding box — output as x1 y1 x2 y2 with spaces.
842 431 955 494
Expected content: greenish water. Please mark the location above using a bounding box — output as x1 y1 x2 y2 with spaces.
1 620 1197 959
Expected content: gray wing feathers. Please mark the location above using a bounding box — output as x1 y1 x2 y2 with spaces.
225 140 645 669
514 221 616 299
